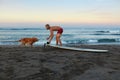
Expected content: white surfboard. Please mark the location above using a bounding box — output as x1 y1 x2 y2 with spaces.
48 44 108 53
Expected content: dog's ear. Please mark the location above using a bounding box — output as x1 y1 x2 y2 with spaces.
34 38 38 41
36 38 39 41
32 38 37 42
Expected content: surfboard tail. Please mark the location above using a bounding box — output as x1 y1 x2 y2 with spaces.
48 44 108 53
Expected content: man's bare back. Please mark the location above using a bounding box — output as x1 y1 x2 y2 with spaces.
50 26 62 31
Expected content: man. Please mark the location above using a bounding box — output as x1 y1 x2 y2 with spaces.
45 24 63 46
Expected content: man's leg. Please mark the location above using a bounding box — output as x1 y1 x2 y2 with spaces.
56 33 62 46
56 34 58 45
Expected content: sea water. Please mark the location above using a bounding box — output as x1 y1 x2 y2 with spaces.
0 26 120 45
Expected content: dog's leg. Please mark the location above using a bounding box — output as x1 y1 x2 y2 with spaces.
30 43 33 47
22 43 25 46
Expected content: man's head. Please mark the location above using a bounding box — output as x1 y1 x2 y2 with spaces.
45 24 50 30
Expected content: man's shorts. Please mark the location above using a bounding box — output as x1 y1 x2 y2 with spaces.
57 28 63 34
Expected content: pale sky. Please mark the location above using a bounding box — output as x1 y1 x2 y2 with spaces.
0 0 120 26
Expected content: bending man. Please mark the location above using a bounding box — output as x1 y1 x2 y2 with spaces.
45 24 63 46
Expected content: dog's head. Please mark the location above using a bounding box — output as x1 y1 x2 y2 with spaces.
32 37 39 42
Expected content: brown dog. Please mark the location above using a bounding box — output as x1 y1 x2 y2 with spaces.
19 37 38 46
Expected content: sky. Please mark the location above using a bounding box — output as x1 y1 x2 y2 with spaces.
0 0 120 27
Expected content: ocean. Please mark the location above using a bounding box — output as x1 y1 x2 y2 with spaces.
0 26 120 45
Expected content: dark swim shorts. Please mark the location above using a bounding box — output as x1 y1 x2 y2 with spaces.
57 28 63 34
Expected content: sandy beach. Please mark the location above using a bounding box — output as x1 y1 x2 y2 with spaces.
0 45 120 80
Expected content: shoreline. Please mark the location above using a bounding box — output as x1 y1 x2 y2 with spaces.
0 45 120 80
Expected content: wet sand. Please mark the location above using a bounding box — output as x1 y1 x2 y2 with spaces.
0 45 120 80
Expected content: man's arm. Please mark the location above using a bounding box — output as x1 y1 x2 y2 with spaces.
48 29 54 43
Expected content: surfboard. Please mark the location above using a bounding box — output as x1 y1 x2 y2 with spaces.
47 44 108 53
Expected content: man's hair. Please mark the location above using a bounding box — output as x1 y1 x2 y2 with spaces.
45 24 50 29
45 24 50 27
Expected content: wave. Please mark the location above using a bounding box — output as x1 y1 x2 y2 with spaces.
0 38 120 45
64 38 120 44
93 33 120 35
0 41 18 45
0 27 120 45
93 30 120 35
98 39 117 42
0 28 43 30
95 31 110 33
111 34 120 35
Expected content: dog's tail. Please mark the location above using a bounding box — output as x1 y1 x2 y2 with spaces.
18 40 21 42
